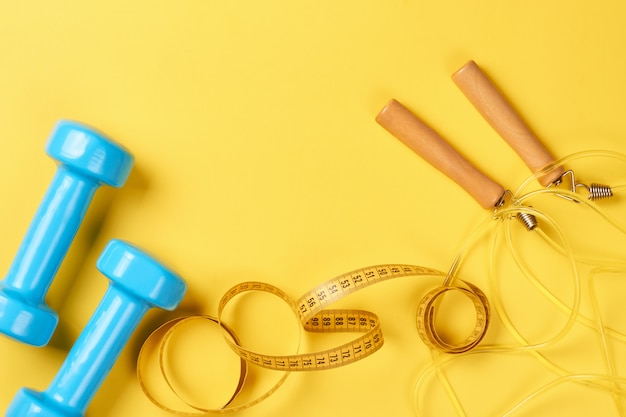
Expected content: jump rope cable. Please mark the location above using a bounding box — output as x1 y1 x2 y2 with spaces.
516 178 626 413
515 152 626 371
413 154 626 416
414 205 579 417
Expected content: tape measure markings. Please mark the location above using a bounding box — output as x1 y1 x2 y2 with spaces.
297 264 447 323
416 281 490 353
218 280 385 371
138 263 490 413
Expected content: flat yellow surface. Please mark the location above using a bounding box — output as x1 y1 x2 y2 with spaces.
2 1 626 416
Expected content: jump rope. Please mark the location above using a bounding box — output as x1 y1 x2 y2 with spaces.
394 62 626 416
132 60 626 415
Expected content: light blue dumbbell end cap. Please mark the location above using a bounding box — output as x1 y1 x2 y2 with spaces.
96 239 187 310
6 388 80 417
0 288 58 347
45 120 134 188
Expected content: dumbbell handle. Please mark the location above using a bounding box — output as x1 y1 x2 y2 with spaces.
45 285 148 412
452 60 564 186
3 167 99 302
376 99 505 209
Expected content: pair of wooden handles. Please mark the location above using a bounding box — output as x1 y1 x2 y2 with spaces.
376 60 564 209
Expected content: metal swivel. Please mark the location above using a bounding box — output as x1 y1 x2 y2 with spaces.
549 170 614 203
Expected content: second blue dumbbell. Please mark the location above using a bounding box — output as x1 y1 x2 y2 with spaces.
6 239 187 417
0 120 134 347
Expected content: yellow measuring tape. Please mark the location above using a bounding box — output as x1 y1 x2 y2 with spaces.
137 264 490 413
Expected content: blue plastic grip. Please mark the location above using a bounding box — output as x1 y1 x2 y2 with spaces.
0 120 133 347
6 239 187 417
3 169 99 301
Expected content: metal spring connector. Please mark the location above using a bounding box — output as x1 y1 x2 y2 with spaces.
516 211 538 231
585 183 613 201
495 190 538 232
549 170 614 202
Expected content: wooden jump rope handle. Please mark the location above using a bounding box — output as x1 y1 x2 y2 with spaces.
376 99 505 209
452 60 564 186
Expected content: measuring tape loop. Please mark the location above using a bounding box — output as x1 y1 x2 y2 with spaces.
137 264 490 413
217 281 386 371
137 315 256 414
224 312 383 371
416 281 490 354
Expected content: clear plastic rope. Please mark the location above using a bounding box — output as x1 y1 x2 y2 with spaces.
414 150 626 416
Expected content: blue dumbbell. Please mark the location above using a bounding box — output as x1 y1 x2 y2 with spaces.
6 239 187 417
0 120 134 346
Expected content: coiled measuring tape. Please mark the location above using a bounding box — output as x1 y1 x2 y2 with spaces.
137 264 490 413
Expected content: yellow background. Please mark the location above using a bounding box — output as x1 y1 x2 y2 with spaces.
2 1 626 416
